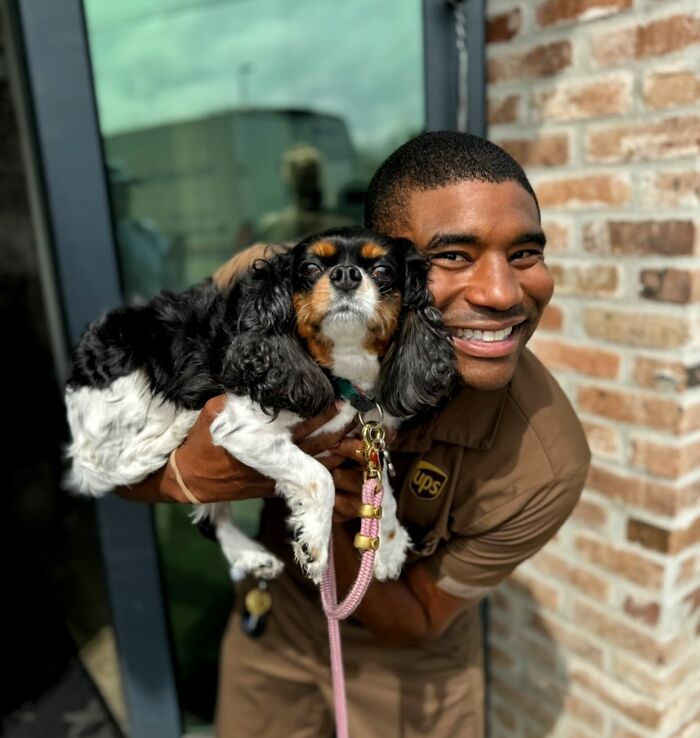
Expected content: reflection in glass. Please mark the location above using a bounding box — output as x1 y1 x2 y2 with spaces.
83 0 424 729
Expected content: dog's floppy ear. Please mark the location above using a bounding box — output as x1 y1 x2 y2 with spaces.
379 241 458 418
220 251 335 417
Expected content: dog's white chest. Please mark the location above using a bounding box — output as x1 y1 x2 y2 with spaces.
320 318 380 392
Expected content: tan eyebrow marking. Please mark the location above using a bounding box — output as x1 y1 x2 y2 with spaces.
310 241 336 258
360 242 387 260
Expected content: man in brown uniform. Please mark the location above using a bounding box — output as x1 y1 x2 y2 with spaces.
123 132 590 736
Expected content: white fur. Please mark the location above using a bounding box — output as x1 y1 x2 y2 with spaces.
210 394 336 583
66 273 412 586
65 371 198 495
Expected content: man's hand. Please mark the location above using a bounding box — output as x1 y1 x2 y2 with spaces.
117 395 360 504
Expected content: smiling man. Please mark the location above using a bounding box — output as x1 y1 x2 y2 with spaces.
120 132 591 738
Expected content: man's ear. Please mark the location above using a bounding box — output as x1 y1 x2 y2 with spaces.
378 244 458 418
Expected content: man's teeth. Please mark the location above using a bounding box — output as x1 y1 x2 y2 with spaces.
454 326 514 342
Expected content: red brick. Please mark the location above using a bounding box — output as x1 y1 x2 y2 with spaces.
623 595 661 626
540 303 564 331
487 8 522 43
593 14 700 67
537 0 632 27
627 515 700 554
577 386 690 433
610 652 669 701
506 567 562 611
528 612 604 667
569 495 608 527
488 40 572 83
497 134 569 167
670 707 700 738
581 420 622 458
683 584 700 615
531 550 609 599
491 674 561 729
563 692 607 733
586 464 698 517
572 661 662 726
587 115 700 162
571 604 680 666
640 268 700 304
644 69 700 109
531 337 620 378
630 437 700 478
584 308 690 349
537 174 630 208
549 262 618 297
582 220 696 257
641 170 700 208
574 533 664 589
488 94 521 125
612 726 647 738
633 356 697 392
533 75 632 121
542 220 570 252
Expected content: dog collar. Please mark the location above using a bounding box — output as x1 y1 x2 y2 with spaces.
331 377 377 413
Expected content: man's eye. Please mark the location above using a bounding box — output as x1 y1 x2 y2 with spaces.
371 265 394 280
431 252 469 263
300 262 322 276
511 249 544 263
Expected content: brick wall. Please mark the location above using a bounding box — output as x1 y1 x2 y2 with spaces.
486 1 700 737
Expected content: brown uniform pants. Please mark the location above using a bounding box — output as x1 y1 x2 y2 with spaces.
215 574 485 738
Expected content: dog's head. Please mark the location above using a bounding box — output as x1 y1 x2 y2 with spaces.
288 227 458 417
228 226 457 418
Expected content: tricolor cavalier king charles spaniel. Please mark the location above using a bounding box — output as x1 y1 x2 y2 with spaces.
65 226 457 583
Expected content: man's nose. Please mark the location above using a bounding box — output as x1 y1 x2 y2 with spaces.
467 255 524 310
330 265 362 292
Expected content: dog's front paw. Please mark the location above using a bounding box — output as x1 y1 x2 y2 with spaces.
220 545 284 580
291 536 329 584
373 524 411 581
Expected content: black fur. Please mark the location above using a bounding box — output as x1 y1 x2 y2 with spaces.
68 227 457 420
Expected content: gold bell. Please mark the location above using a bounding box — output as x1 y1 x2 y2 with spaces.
244 586 272 617
354 533 380 552
358 504 382 519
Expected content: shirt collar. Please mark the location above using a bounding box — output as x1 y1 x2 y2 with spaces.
391 382 508 453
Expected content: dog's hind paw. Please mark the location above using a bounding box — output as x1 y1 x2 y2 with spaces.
373 524 410 581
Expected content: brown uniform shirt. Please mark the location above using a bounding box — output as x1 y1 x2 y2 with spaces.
257 347 590 601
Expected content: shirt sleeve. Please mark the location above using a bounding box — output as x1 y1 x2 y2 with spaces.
422 463 589 599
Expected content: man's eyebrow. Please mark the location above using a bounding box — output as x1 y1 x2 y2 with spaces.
425 230 547 251
513 231 547 248
425 232 480 252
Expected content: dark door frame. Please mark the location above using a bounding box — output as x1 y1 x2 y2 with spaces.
4 0 485 735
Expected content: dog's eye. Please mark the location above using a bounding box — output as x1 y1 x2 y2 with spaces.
370 265 394 281
300 262 322 277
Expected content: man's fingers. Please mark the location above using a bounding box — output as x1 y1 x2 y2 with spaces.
329 437 364 461
291 405 341 442
297 419 358 457
333 493 360 524
332 466 364 496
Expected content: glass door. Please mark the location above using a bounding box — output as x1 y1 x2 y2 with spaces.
81 1 425 730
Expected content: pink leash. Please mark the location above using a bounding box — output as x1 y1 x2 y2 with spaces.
320 476 383 738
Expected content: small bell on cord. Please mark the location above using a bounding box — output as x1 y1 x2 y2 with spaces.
241 579 272 638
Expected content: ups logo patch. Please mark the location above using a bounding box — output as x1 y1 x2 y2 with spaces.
410 461 448 500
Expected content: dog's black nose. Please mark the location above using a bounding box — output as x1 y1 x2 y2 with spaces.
329 265 362 292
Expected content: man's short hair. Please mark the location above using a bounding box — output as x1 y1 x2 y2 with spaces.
364 131 540 232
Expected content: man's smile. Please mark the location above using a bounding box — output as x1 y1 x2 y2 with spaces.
447 322 527 358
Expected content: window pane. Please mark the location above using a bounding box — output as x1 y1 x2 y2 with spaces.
83 0 424 728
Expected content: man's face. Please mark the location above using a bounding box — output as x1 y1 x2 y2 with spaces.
392 180 553 390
